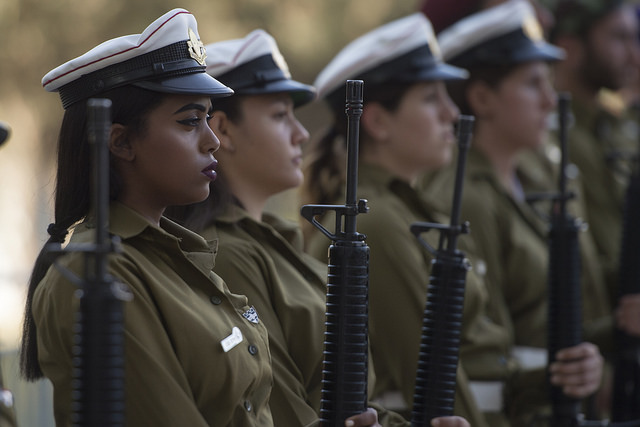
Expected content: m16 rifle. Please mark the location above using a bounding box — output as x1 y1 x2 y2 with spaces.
301 80 370 426
545 92 585 427
46 99 130 426
408 115 473 426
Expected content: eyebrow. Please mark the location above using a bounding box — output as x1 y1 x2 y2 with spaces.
173 103 209 114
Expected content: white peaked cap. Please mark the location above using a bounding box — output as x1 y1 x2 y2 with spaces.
438 0 564 67
205 29 316 107
43 8 232 109
206 29 290 78
314 13 467 101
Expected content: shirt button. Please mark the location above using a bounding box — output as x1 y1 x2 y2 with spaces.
210 295 222 305
244 400 252 412
248 344 258 355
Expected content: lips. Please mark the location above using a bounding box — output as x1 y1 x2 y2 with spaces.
202 160 218 181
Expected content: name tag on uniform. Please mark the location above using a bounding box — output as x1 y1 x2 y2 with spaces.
221 327 243 352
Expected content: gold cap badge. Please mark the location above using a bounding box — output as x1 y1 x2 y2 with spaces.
187 28 207 66
523 15 543 42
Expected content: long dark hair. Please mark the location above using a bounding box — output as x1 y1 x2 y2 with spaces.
20 86 165 380
165 95 245 233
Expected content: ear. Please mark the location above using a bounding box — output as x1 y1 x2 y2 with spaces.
466 80 496 120
109 123 135 162
210 111 236 153
361 102 391 142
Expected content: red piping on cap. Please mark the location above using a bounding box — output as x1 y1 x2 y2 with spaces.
43 10 191 88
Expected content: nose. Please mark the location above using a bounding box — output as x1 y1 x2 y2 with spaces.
292 118 310 147
542 81 557 111
441 91 460 123
203 122 221 154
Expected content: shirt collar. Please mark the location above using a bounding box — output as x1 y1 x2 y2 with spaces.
87 201 217 253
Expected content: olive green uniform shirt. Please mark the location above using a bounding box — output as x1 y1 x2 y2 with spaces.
205 205 408 427
426 147 612 425
307 164 513 427
203 205 326 427
34 202 273 427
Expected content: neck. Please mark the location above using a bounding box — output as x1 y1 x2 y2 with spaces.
229 184 268 222
116 194 163 227
361 145 419 186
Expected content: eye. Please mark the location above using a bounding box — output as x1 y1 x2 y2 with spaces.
273 110 288 120
177 115 205 127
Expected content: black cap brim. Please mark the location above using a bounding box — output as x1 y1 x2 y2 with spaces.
412 62 469 82
448 29 565 69
234 79 317 107
511 41 565 63
133 72 234 98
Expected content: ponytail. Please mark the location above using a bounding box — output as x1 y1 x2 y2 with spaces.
302 122 347 208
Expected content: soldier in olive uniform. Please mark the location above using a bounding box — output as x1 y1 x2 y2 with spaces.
424 1 606 425
548 0 640 305
19 10 279 426
165 29 469 427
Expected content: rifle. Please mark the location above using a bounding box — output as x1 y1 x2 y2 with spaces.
611 107 640 423
301 80 369 426
46 99 130 426
544 92 586 427
408 115 473 426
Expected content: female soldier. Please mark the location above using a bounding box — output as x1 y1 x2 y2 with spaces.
166 27 469 427
304 5 603 427
425 1 607 424
18 9 382 427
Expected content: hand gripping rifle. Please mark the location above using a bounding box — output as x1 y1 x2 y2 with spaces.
46 99 130 426
301 80 369 425
408 115 473 426
611 108 640 423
